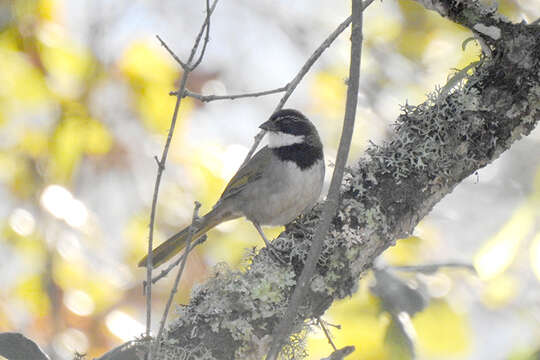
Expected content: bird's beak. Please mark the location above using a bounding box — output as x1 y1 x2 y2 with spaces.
259 119 277 131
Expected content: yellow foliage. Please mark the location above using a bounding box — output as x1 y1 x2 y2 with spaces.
9 156 38 198
119 40 193 133
19 131 49 157
125 214 164 264
37 0 59 22
38 30 95 98
308 282 391 359
384 236 423 265
84 119 113 155
15 275 50 317
311 70 347 119
119 40 178 84
50 112 112 181
137 83 193 133
0 45 51 104
482 274 519 308
413 300 470 356
530 232 540 282
474 201 535 280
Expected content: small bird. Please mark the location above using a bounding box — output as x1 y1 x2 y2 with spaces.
139 109 325 268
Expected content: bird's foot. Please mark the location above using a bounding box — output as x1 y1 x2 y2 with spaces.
266 243 287 265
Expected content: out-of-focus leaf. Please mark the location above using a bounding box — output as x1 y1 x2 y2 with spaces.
84 118 113 155
474 201 535 280
530 232 540 281
321 346 355 360
308 282 389 360
50 117 85 181
137 82 193 133
119 40 177 84
311 70 347 119
37 0 59 22
119 40 192 133
371 268 428 317
50 109 113 181
0 45 51 104
383 235 423 266
19 131 49 157
412 300 470 356
53 259 121 312
507 348 540 360
0 153 38 198
481 274 519 308
38 24 95 98
0 332 50 360
384 313 415 360
15 275 50 317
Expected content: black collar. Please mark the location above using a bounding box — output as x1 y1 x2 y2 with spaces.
271 143 323 169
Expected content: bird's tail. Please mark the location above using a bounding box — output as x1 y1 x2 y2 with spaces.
137 206 236 268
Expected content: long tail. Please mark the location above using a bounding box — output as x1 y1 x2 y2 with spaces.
138 206 235 268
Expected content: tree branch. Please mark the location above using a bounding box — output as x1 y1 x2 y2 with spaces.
143 2 218 359
99 1 540 359
267 0 364 357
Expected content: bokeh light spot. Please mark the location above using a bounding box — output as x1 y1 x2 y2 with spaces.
106 310 145 341
64 289 95 316
9 208 36 236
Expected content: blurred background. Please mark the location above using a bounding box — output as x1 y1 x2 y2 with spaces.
0 0 539 359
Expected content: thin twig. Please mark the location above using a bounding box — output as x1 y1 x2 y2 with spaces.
239 129 266 169
266 0 366 358
145 67 190 360
190 0 212 69
154 202 202 355
318 318 337 351
145 2 219 359
156 35 188 70
173 86 288 102
274 0 375 113
187 0 218 67
242 0 375 172
391 262 476 274
146 235 207 285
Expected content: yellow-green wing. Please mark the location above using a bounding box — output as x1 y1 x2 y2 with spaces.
219 146 271 201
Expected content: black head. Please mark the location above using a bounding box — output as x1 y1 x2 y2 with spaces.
259 109 317 138
259 109 323 169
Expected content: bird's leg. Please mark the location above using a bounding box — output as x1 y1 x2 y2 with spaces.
251 221 286 264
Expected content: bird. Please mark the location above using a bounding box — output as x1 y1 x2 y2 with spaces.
138 108 325 268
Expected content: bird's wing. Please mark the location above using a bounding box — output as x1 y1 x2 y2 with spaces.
218 146 271 201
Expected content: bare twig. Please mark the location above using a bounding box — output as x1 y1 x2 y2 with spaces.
188 0 218 68
174 86 288 102
190 0 214 69
318 318 337 351
266 0 365 358
146 235 207 285
391 262 476 274
243 0 375 172
274 0 375 112
144 2 219 359
153 202 202 356
239 129 266 169
156 35 188 70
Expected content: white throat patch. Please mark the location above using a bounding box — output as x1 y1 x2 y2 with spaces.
267 131 305 148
